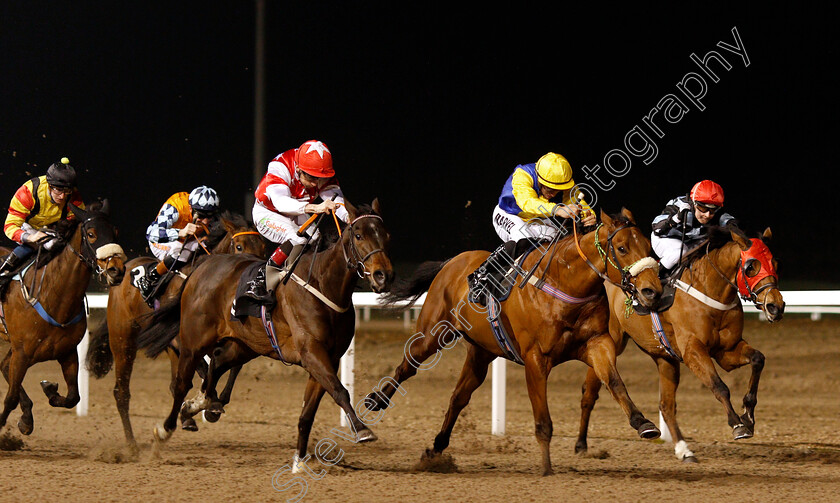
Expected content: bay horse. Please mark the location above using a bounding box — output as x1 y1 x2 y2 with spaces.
137 200 393 468
369 209 663 475
85 211 266 453
0 200 126 435
575 227 784 463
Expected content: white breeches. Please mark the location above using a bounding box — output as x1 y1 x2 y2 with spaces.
492 205 561 243
252 203 318 246
651 234 687 270
149 239 201 262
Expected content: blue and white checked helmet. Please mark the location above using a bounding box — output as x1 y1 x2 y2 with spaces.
188 186 220 213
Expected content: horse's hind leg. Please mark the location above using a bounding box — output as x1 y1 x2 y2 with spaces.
575 367 602 454
581 334 660 440
0 349 34 434
427 344 495 460
40 350 81 408
714 340 765 432
683 337 751 440
657 358 696 462
110 326 139 452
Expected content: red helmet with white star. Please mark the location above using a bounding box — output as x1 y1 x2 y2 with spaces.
295 140 334 178
690 180 724 207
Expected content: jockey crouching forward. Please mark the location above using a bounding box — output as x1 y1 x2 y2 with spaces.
651 179 738 278
244 140 349 303
134 186 221 305
492 152 596 257
1 157 84 289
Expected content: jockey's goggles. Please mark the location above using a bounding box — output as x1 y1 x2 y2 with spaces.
694 202 720 214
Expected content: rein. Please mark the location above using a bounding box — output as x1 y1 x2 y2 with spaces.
701 241 778 310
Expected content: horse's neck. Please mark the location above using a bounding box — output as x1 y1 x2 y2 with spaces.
34 228 90 310
311 235 356 304
535 233 603 297
688 242 740 302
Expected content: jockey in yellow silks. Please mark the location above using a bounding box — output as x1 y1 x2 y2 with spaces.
492 152 595 249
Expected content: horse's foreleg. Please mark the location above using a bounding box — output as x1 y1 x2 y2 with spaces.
656 358 696 462
154 348 198 443
683 337 751 440
714 341 765 431
111 332 139 453
575 367 602 454
293 376 327 472
218 365 243 406
581 335 660 440
40 351 80 408
301 343 376 443
523 351 555 476
1 349 33 434
430 344 494 456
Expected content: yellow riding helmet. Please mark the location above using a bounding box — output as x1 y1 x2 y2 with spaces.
535 152 575 190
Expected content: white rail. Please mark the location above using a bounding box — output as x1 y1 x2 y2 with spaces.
78 290 839 434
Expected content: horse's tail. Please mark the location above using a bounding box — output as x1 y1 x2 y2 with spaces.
380 259 449 308
85 317 113 379
136 286 185 359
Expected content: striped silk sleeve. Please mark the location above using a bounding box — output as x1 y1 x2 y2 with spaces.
145 203 182 243
4 182 36 243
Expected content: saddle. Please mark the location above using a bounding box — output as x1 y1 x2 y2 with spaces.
230 261 271 321
467 239 539 306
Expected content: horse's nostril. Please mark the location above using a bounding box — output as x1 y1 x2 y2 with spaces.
373 270 386 282
641 288 658 300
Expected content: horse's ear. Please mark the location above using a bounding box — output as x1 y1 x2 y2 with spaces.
620 207 636 224
100 199 110 215
221 216 236 233
344 198 358 221
600 209 614 231
68 203 88 220
371 197 381 216
731 229 751 250
762 227 772 242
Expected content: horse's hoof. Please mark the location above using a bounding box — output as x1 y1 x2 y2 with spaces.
39 380 58 397
574 442 588 455
364 392 389 411
207 402 225 415
17 417 34 436
682 455 699 463
541 467 554 477
733 424 753 440
740 412 755 429
181 418 199 432
153 424 173 442
356 428 378 443
637 421 661 440
203 410 221 423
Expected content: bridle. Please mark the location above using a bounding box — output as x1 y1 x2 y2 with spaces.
342 214 386 278
228 230 261 254
65 214 124 281
704 239 779 309
573 221 658 300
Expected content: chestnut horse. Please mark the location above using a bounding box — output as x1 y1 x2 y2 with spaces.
369 209 663 475
0 201 126 435
137 200 393 469
85 211 266 453
575 227 784 463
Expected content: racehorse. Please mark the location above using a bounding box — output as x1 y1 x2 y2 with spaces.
136 200 393 469
85 211 266 453
0 200 126 435
368 209 663 475
575 226 784 463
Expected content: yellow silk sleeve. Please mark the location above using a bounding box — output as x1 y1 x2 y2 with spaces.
511 169 556 219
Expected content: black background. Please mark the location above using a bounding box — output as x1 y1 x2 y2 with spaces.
2 3 837 286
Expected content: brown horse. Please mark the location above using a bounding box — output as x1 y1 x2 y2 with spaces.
85 211 266 453
0 201 126 435
369 209 663 475
137 200 393 468
576 227 784 463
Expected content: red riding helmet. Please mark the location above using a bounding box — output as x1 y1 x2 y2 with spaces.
295 140 335 178
690 180 724 207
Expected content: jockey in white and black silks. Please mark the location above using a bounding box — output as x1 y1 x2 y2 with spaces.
244 139 350 302
492 152 596 258
651 179 738 275
134 186 221 304
1 157 84 288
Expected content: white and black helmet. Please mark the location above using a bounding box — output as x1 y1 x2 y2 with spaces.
188 185 220 213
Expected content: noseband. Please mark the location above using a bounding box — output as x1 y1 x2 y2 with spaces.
342 214 386 278
66 214 125 280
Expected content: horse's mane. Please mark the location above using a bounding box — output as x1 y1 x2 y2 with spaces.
680 224 746 265
311 203 377 252
34 200 106 268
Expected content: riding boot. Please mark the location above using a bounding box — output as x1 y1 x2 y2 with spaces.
138 255 178 306
243 243 305 303
0 252 24 289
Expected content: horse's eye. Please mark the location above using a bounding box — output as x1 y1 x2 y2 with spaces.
617 246 627 254
236 245 243 251
355 234 362 240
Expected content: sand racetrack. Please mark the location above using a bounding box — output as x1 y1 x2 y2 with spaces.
1 313 839 502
